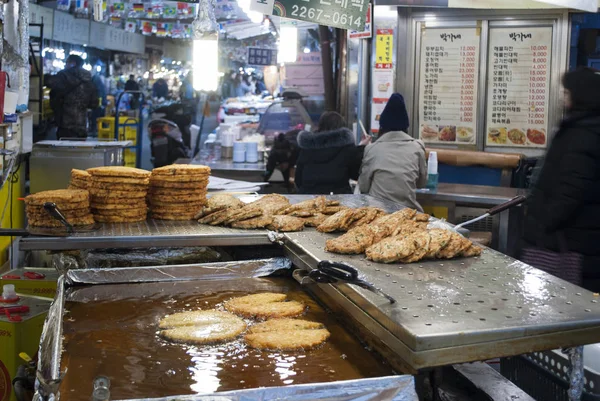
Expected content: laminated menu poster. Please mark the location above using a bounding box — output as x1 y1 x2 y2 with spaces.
485 27 552 148
418 28 480 145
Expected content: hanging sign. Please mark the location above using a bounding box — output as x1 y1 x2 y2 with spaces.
248 48 277 66
348 3 371 39
418 27 480 144
375 29 393 69
485 27 552 148
251 0 368 30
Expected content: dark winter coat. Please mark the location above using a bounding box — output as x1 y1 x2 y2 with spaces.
523 112 600 280
295 128 364 194
50 67 98 135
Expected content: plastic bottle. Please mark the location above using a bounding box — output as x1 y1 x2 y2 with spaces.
426 151 439 191
213 140 222 161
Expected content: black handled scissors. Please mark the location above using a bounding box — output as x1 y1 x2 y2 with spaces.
310 260 396 304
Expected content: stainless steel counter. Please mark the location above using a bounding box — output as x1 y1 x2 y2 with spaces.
417 183 526 207
284 230 600 372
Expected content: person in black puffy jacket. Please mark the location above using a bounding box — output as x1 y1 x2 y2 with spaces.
522 67 600 291
295 112 369 194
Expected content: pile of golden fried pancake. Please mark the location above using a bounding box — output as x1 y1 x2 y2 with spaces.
24 189 94 228
84 167 151 223
148 164 210 220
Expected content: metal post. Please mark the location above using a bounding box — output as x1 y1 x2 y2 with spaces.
319 25 335 111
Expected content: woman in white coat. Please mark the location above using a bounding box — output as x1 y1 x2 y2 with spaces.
358 93 428 211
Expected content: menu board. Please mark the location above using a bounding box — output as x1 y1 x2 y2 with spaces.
418 28 480 145
485 27 552 148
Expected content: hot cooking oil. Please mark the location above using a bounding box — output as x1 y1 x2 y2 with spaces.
0 293 51 401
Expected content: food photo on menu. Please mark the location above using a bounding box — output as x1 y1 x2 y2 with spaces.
527 128 546 146
438 126 456 142
456 127 475 143
507 128 526 145
420 124 438 141
487 128 508 145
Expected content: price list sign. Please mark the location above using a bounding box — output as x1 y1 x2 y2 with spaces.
485 27 552 148
418 28 480 144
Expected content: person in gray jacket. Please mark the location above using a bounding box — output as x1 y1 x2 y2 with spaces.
358 93 428 211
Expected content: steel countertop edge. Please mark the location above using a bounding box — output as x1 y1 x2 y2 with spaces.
283 229 600 370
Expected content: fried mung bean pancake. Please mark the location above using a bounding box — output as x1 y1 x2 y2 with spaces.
425 229 453 259
27 208 91 219
436 232 472 259
90 201 146 210
224 293 305 319
152 164 211 176
267 215 305 232
462 244 483 257
245 318 330 351
349 208 386 229
25 189 89 206
325 225 375 254
29 214 95 227
230 215 273 229
87 166 151 178
401 231 432 263
92 176 151 185
365 235 417 263
89 189 147 198
148 180 208 189
245 330 330 351
317 209 361 233
302 213 329 227
93 214 146 223
158 310 246 345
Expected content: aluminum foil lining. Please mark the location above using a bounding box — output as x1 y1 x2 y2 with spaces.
37 275 66 389
65 257 292 285
117 375 417 401
52 247 223 273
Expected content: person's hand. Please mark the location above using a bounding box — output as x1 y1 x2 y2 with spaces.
359 132 372 146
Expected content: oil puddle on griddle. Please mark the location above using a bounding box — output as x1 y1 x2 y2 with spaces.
60 277 393 401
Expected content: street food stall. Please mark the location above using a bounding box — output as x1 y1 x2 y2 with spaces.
4 182 597 401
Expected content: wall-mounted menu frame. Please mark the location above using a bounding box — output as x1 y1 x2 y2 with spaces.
417 27 480 145
401 9 569 154
485 27 552 148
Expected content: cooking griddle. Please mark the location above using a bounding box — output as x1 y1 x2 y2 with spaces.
18 195 401 251
45 259 399 401
285 230 600 371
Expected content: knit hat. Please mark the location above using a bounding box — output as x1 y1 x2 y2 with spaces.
563 67 600 113
378 93 410 134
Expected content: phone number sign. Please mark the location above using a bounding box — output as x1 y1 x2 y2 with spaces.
251 0 368 31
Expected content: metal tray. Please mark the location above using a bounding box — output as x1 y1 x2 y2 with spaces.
284 230 600 372
19 220 273 251
18 195 402 251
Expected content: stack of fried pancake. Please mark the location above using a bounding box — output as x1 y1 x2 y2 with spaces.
25 189 94 228
68 169 91 190
324 208 482 263
87 166 151 223
148 164 210 220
